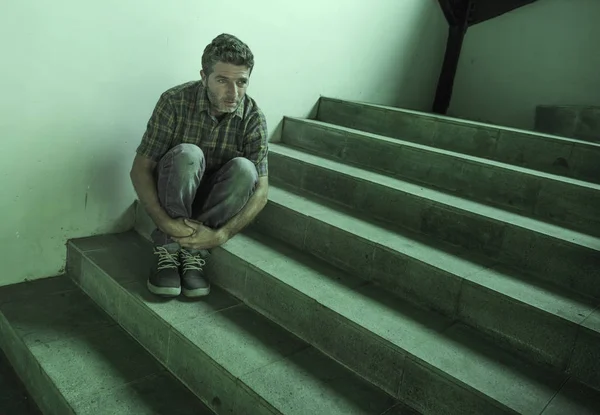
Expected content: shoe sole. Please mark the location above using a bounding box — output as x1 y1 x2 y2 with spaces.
147 280 181 297
182 286 211 298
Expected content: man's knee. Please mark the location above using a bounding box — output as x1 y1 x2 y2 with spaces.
158 144 205 178
169 144 204 164
229 157 258 189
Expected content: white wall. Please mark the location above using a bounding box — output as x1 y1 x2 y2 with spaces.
0 0 447 286
449 0 600 130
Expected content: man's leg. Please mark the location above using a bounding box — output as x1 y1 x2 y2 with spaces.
149 143 205 297
180 157 258 297
195 157 259 228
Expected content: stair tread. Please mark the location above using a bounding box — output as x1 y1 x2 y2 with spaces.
269 142 600 251
220 229 578 415
79 235 404 415
0 277 213 415
285 117 600 191
267 184 600 328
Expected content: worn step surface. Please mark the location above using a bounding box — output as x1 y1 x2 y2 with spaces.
282 116 600 237
67 232 414 415
268 143 600 299
0 275 213 415
248 185 600 388
199 227 600 415
316 97 600 184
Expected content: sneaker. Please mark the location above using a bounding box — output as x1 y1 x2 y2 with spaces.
180 249 210 298
147 244 181 297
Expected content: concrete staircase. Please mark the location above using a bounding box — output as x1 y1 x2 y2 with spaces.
1 97 600 414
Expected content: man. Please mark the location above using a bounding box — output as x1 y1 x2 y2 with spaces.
130 33 269 298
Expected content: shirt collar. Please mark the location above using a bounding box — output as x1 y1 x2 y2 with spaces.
197 81 244 120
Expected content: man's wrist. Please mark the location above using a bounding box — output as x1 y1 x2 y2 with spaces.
216 227 231 244
149 208 170 230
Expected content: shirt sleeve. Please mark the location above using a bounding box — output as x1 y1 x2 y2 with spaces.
243 109 269 177
136 93 176 161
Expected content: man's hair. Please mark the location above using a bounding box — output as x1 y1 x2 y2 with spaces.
202 33 254 78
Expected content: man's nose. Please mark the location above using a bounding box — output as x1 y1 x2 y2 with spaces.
227 83 237 97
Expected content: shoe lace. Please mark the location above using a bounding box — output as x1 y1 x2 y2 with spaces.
154 246 180 271
180 249 206 272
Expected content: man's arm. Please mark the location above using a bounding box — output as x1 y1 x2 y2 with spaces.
216 108 270 241
174 176 268 250
132 92 196 239
130 155 165 225
217 175 269 241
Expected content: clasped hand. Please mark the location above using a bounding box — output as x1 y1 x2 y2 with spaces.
164 218 227 250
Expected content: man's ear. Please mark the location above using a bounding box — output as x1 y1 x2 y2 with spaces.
200 70 206 86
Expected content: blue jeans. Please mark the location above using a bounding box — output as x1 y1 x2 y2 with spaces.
151 143 258 246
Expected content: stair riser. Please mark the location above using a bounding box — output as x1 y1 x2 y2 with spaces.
250 202 588 377
269 152 600 299
282 118 600 237
66 243 281 415
317 98 600 184
206 244 512 415
567 326 600 390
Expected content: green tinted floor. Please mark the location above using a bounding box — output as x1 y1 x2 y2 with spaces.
0 350 42 415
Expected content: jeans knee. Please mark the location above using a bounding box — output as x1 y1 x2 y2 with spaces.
230 157 258 189
172 144 204 163
168 144 205 176
157 144 205 182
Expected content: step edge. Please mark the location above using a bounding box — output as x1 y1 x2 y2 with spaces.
268 144 600 251
318 97 600 148
265 185 599 328
282 116 600 191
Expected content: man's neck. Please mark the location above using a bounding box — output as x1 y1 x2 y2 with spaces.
211 109 227 122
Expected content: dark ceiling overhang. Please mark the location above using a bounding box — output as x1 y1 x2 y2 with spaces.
469 0 538 25
432 0 539 114
438 0 539 27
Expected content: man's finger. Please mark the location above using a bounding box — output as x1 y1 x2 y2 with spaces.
185 219 202 227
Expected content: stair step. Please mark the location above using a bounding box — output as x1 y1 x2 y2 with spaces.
207 228 600 415
66 234 410 415
282 117 600 237
0 276 213 415
250 184 600 383
268 142 600 299
317 97 600 184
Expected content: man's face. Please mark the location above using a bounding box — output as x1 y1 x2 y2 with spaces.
201 61 250 118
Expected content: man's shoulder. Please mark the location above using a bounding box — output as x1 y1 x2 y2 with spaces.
242 93 266 124
160 80 201 102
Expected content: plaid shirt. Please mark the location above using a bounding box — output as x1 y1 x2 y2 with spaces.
137 80 268 177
